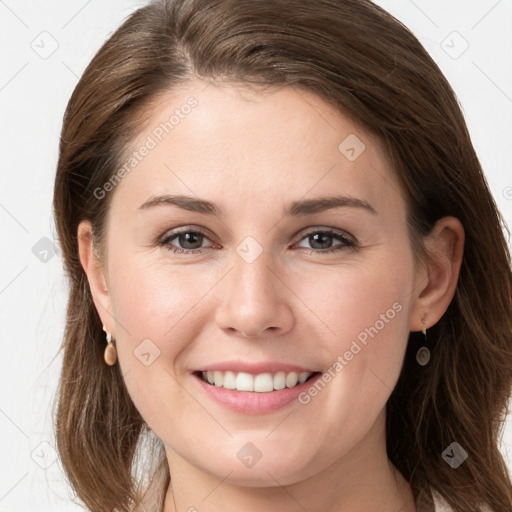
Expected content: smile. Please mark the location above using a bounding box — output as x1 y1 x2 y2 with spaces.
192 367 323 414
198 370 317 392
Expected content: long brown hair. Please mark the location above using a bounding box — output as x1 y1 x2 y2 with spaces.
52 1 512 510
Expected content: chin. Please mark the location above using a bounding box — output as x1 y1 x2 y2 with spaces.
197 448 317 488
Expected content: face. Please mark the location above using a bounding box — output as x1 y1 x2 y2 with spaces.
97 81 422 487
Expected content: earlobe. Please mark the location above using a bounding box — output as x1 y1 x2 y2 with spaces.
410 216 464 332
77 220 113 332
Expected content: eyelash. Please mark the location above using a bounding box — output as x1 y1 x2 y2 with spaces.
158 227 356 255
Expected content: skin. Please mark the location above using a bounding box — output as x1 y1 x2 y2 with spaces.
78 79 464 512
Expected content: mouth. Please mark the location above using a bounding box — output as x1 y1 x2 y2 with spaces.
194 369 321 392
191 361 323 413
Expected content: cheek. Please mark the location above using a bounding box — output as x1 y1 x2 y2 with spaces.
296 251 413 356
107 249 206 349
285 254 413 468
296 250 414 412
104 251 207 421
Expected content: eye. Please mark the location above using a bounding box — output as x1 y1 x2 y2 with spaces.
158 227 356 255
159 228 213 254
294 229 356 254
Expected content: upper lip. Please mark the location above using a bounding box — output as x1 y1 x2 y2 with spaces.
195 361 318 374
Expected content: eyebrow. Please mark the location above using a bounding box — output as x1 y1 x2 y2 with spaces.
137 194 377 216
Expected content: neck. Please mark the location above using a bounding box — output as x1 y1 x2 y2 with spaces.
163 412 416 512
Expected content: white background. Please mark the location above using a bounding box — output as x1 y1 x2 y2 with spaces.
1 1 511 510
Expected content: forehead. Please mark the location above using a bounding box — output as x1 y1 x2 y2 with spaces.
109 80 405 220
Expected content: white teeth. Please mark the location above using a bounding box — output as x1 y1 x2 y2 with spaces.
200 370 313 392
254 373 273 392
213 371 223 387
235 372 254 391
223 370 236 390
285 372 298 388
298 372 310 384
273 371 286 390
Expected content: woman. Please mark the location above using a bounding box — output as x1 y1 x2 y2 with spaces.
52 0 512 511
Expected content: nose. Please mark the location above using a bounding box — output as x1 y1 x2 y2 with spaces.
215 247 295 339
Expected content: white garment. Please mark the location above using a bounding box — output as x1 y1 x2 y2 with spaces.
432 491 492 512
433 492 453 511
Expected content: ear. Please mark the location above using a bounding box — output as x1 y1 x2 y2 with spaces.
409 216 464 331
77 220 114 335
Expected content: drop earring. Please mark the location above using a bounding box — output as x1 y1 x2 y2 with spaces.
102 325 117 366
416 316 430 366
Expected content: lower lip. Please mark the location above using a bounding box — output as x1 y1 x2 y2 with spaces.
193 372 322 414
